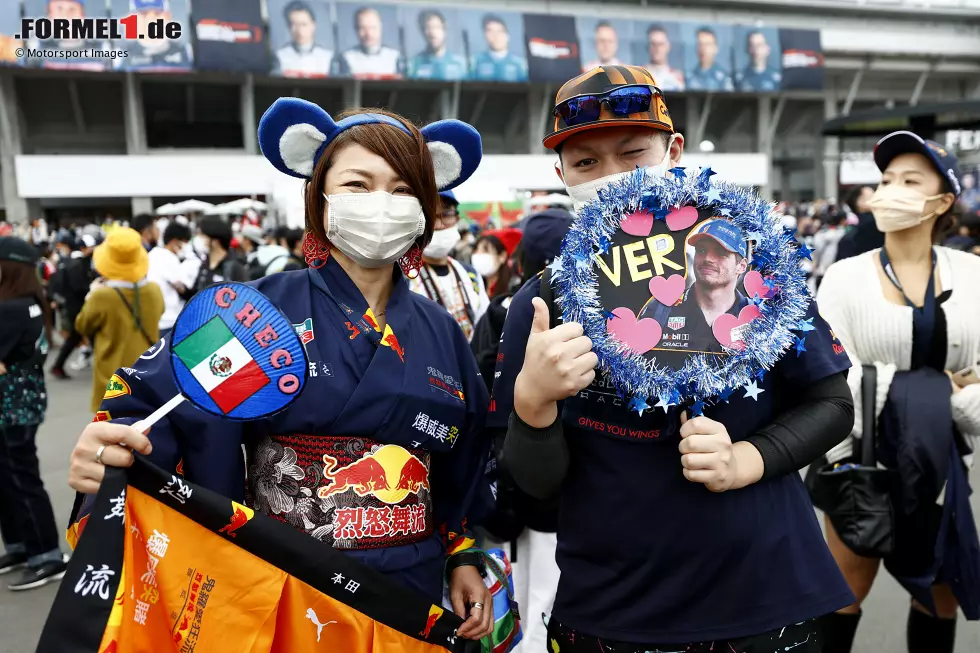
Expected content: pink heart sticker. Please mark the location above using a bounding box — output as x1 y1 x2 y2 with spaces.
665 206 699 232
711 305 762 350
606 307 663 355
743 270 776 299
620 210 654 237
648 274 685 306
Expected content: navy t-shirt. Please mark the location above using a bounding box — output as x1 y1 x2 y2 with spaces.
490 276 854 643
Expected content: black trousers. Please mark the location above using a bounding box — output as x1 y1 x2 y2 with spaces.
547 619 823 653
0 424 60 561
52 326 82 370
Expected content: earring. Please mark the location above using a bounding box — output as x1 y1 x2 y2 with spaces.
397 244 423 279
302 233 330 269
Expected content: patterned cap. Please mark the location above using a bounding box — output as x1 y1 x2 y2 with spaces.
543 65 674 150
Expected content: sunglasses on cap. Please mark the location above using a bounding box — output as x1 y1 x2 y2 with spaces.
554 84 663 127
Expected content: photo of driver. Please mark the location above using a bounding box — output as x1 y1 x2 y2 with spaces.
119 0 193 71
272 0 333 77
28 0 109 71
639 219 749 354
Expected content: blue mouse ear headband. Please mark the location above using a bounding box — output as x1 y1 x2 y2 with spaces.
258 97 482 191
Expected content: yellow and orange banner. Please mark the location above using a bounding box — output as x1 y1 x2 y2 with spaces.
39 458 471 653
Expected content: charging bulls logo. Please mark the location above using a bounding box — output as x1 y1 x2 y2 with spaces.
318 445 429 503
217 501 255 538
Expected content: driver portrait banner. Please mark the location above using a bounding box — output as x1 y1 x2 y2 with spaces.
37 458 468 653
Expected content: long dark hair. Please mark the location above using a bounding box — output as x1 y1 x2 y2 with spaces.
0 259 54 353
475 234 513 298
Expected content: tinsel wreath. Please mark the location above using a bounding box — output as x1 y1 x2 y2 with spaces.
548 166 813 414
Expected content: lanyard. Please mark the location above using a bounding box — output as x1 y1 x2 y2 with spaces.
417 263 475 331
879 247 937 367
307 268 384 348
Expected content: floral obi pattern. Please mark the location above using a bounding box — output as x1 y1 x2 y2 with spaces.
247 434 433 550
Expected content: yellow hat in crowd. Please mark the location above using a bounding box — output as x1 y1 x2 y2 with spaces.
93 227 148 283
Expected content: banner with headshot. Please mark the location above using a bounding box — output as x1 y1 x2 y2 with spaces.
631 21 685 93
679 22 734 93
0 0 24 67
110 0 194 72
267 0 336 78
523 13 581 83
191 0 268 72
959 165 980 219
402 6 466 81
778 28 824 90
23 0 112 71
574 17 631 74
460 9 527 82
732 25 781 92
334 2 404 79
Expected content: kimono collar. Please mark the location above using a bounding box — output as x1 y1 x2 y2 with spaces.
312 257 410 319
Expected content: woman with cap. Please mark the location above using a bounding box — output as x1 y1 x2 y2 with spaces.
817 131 980 653
64 101 494 640
74 227 164 413
0 236 67 590
408 190 490 341
471 229 520 299
492 65 856 653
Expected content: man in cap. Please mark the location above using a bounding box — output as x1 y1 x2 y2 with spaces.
734 30 782 92
489 65 856 652
123 0 192 71
639 219 749 354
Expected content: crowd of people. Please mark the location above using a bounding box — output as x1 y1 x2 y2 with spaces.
0 62 978 653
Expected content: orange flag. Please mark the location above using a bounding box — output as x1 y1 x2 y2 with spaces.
38 458 470 653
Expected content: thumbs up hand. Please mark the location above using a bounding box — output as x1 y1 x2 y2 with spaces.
514 297 598 428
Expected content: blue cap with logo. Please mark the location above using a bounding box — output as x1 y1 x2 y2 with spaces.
438 190 458 206
873 130 962 198
688 219 748 258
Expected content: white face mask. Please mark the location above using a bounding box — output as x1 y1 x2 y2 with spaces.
423 227 461 260
192 235 210 256
471 252 500 277
325 191 425 268
564 134 676 212
868 184 945 233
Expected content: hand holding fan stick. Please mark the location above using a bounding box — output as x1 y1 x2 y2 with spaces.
132 283 310 437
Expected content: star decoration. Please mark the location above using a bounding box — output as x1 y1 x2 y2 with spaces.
628 396 651 416
653 207 671 221
547 257 565 276
754 367 766 382
747 294 766 308
763 277 778 293
796 241 813 260
596 235 612 255
718 207 733 217
704 187 723 204
717 386 734 403
795 317 816 333
691 399 705 416
746 231 765 243
655 394 674 413
697 167 717 184
794 336 808 357
669 167 687 179
603 310 617 321
743 381 766 401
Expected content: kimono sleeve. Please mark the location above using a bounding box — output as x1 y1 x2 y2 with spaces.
431 323 491 556
66 335 246 547
485 277 539 428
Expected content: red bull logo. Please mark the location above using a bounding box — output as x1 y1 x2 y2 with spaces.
380 324 405 363
217 501 255 538
419 605 444 639
362 309 380 332
318 445 429 504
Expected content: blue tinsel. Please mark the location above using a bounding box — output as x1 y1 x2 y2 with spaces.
551 167 811 406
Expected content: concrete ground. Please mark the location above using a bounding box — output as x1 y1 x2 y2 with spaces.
1 367 978 652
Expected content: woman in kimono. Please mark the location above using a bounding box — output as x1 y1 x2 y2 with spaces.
65 99 494 640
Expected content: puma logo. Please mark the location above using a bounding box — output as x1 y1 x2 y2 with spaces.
305 608 336 643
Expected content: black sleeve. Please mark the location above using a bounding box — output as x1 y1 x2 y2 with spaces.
501 411 569 500
746 371 854 480
0 304 23 362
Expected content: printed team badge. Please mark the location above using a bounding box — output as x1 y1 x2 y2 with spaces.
92 410 112 423
293 318 315 344
102 374 131 400
666 316 686 331
168 283 308 420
